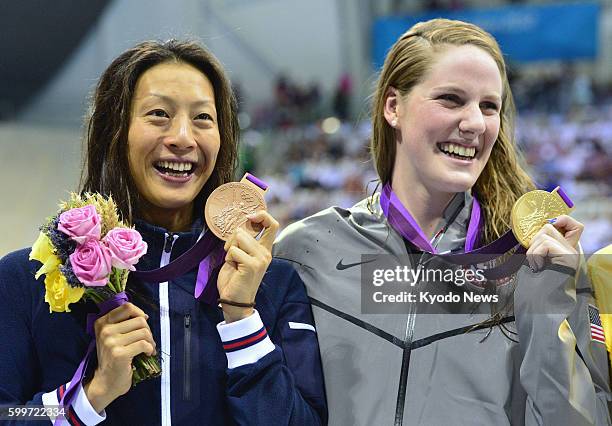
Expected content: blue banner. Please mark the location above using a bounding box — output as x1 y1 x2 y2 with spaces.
372 2 600 68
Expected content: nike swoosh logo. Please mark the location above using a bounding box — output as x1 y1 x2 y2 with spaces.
336 258 376 270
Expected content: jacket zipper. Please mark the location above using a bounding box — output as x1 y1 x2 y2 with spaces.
183 313 192 400
395 294 416 425
394 223 452 425
160 233 177 426
164 234 175 254
394 251 430 425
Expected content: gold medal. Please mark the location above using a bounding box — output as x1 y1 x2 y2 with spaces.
204 174 267 241
511 186 574 248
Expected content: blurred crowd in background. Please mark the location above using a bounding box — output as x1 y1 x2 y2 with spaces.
1 0 610 256
239 66 612 253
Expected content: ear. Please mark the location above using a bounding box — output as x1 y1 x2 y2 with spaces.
383 87 401 128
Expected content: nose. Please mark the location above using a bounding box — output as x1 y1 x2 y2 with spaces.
165 115 196 151
458 103 486 137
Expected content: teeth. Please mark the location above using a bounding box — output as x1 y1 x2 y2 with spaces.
156 161 193 171
439 143 476 158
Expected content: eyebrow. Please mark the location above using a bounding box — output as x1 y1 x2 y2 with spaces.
432 86 502 103
140 93 216 108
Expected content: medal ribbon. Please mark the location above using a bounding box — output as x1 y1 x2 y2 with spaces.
380 183 524 279
380 183 574 279
380 183 484 254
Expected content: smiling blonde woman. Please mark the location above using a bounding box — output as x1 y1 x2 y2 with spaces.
275 19 610 426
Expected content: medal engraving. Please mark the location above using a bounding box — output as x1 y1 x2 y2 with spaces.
205 182 267 241
511 187 573 247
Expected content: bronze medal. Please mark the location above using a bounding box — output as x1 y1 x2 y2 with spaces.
511 186 574 248
205 181 267 241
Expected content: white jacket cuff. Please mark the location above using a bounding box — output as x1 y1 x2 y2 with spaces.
42 381 106 425
217 309 275 369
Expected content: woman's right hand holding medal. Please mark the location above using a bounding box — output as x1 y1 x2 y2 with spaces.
526 215 584 272
217 211 279 323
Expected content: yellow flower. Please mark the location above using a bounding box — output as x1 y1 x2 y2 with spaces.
30 232 61 279
44 269 85 313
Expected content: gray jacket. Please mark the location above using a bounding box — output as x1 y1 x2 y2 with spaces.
274 194 611 426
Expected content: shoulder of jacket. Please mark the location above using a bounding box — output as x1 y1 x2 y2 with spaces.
260 258 308 304
0 248 43 305
277 197 379 240
0 248 35 276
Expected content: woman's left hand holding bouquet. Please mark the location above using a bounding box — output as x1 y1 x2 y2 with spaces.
30 195 159 415
84 303 156 412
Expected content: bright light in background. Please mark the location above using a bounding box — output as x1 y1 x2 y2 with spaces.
238 112 251 129
321 116 341 134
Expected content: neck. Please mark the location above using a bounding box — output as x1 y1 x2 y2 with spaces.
390 178 455 239
139 202 193 233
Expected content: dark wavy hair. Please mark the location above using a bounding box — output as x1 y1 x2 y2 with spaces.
80 39 239 223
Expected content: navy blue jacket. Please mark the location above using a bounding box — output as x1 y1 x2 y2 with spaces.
0 220 327 425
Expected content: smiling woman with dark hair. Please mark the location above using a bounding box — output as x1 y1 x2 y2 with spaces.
81 39 239 226
0 40 326 425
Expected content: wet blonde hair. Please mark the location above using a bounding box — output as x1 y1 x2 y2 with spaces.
371 18 535 245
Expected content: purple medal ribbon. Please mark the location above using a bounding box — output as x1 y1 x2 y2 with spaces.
244 172 269 191
195 243 225 304
464 192 481 252
380 183 573 279
132 231 225 301
380 183 522 279
55 292 129 425
380 183 484 254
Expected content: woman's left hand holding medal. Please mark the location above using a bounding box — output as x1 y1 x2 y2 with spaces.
217 211 279 322
526 214 584 272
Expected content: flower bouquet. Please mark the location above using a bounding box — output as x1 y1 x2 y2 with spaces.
29 193 160 385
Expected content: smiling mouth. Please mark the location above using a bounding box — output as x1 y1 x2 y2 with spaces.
436 142 477 160
153 160 196 178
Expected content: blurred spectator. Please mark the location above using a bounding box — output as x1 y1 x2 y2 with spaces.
333 73 353 120
577 139 612 184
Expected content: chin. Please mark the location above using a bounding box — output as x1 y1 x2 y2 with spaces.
434 177 476 194
152 194 197 211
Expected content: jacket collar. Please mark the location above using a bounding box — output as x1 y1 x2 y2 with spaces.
351 191 475 255
134 218 205 269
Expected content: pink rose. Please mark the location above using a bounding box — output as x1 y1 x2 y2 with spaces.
58 205 101 244
69 239 112 286
103 228 148 271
